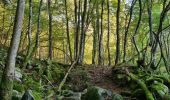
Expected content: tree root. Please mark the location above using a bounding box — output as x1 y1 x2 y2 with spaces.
125 68 154 100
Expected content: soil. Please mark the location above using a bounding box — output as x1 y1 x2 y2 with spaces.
85 65 129 93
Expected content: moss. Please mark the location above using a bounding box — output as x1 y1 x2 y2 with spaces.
23 75 43 92
13 81 24 92
127 73 154 100
0 74 14 100
82 86 100 100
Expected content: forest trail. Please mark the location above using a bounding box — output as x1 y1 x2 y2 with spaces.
85 65 128 93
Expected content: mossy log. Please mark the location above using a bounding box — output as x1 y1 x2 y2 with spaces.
125 69 154 100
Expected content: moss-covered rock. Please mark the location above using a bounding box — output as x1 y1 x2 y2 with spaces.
82 86 123 100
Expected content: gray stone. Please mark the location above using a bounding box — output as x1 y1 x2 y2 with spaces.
21 90 34 100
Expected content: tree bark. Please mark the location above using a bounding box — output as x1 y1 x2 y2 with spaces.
24 0 33 66
98 0 104 65
0 0 25 99
48 0 53 60
74 0 79 61
65 0 73 63
123 0 136 62
115 0 121 65
92 14 97 64
107 0 111 65
78 0 87 64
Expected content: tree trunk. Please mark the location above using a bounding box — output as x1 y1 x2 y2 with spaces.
92 16 97 64
78 0 87 64
123 0 136 62
24 0 33 66
98 0 104 65
107 0 111 65
65 0 73 63
48 0 53 60
74 0 78 61
115 0 121 65
0 0 25 99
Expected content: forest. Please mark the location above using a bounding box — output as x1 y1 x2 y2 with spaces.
0 0 170 99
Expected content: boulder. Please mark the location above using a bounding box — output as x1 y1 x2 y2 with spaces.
82 86 123 100
21 90 34 100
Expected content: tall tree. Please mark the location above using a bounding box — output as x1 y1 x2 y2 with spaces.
98 0 104 65
107 0 111 65
74 0 79 61
24 0 33 66
48 0 53 60
78 0 87 64
33 0 43 57
65 0 73 63
123 0 136 62
0 0 25 99
115 0 121 65
92 19 97 64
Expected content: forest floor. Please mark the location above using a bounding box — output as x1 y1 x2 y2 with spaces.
70 64 129 94
86 65 128 93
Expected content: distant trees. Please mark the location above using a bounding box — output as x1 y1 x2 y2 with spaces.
0 0 25 99
1 0 170 72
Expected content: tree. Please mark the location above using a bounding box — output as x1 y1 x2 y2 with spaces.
107 0 111 65
98 0 104 65
0 0 25 99
65 0 73 63
78 0 87 64
115 0 121 65
74 0 79 61
24 0 33 67
123 0 136 62
48 0 53 60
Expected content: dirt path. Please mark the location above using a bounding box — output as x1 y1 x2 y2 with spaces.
86 65 128 93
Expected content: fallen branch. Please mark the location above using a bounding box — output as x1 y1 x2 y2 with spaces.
58 61 77 92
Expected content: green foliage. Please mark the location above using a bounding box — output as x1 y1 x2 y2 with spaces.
32 91 42 100
13 81 24 92
23 74 43 92
151 82 170 99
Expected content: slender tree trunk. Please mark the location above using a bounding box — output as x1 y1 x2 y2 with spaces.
74 0 78 61
32 0 43 58
123 0 136 62
65 0 73 63
48 0 53 60
27 0 32 56
115 0 121 65
98 0 104 65
0 0 25 99
78 0 87 64
107 0 111 65
24 0 32 66
132 0 142 60
92 16 97 64
62 19 66 63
